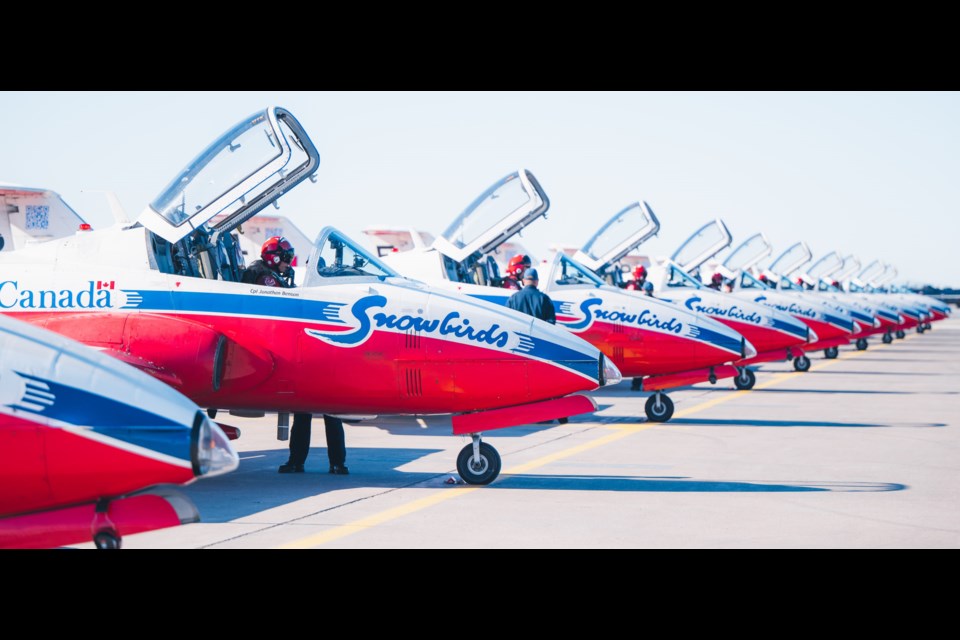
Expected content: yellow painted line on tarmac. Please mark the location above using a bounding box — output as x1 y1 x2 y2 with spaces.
502 424 655 475
276 338 893 548
276 425 648 549
276 487 480 548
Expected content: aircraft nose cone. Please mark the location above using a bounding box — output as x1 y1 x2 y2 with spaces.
194 413 240 477
807 327 819 343
742 337 757 360
602 355 622 386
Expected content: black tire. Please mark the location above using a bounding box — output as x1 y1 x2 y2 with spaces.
856 338 868 351
456 442 501 485
94 531 122 550
896 329 905 339
794 355 811 372
206 408 218 419
644 394 674 422
917 325 925 334
734 368 756 390
824 346 839 359
882 332 893 344
558 417 569 424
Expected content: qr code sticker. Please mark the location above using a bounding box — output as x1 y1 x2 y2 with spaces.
26 205 50 230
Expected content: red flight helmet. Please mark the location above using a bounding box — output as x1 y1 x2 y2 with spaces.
261 236 296 266
633 265 647 280
507 254 532 277
712 272 724 285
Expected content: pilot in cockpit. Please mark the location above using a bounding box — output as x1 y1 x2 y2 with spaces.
502 254 531 290
241 236 296 288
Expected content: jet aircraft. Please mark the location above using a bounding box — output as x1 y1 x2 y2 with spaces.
597 212 814 390
714 232 860 371
0 107 617 485
1 184 88 253
368 173 755 423
0 314 238 549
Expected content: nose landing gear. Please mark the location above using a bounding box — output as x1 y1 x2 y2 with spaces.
644 391 675 422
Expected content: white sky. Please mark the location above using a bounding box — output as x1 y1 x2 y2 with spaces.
2 91 957 286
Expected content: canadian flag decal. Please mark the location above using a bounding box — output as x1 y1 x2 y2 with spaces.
96 280 115 290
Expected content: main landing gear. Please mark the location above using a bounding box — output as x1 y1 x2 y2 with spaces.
645 391 674 422
895 329 906 339
856 337 868 350
882 331 893 344
824 346 839 359
734 367 756 390
793 354 811 372
456 434 502 485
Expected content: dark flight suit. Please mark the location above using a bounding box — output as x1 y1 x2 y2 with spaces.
506 285 557 324
242 261 348 474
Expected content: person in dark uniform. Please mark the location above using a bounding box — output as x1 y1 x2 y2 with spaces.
242 236 349 475
506 268 556 324
280 413 348 475
507 268 565 423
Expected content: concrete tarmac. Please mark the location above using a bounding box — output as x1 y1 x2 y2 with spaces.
93 317 959 549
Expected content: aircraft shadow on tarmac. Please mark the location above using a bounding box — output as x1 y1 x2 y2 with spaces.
751 388 911 395
179 446 449 522
177 453 908 523
848 358 951 363
664 418 946 429
802 370 939 376
491 475 906 493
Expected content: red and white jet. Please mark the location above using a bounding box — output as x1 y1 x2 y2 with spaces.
0 107 618 485
0 314 238 549
367 176 755 423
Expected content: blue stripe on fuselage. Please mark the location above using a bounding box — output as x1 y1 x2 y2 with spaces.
123 290 347 324
131 288 598 369
7 372 190 461
769 316 808 339
687 325 743 355
512 332 598 380
824 313 853 331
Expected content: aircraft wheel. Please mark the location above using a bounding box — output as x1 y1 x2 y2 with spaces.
896 329 906 339
882 332 893 344
917 325 925 334
794 355 811 372
456 442 501 485
206 408 218 419
824 346 839 359
856 338 868 350
644 394 674 422
94 531 122 550
925 322 932 331
734 368 756 390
